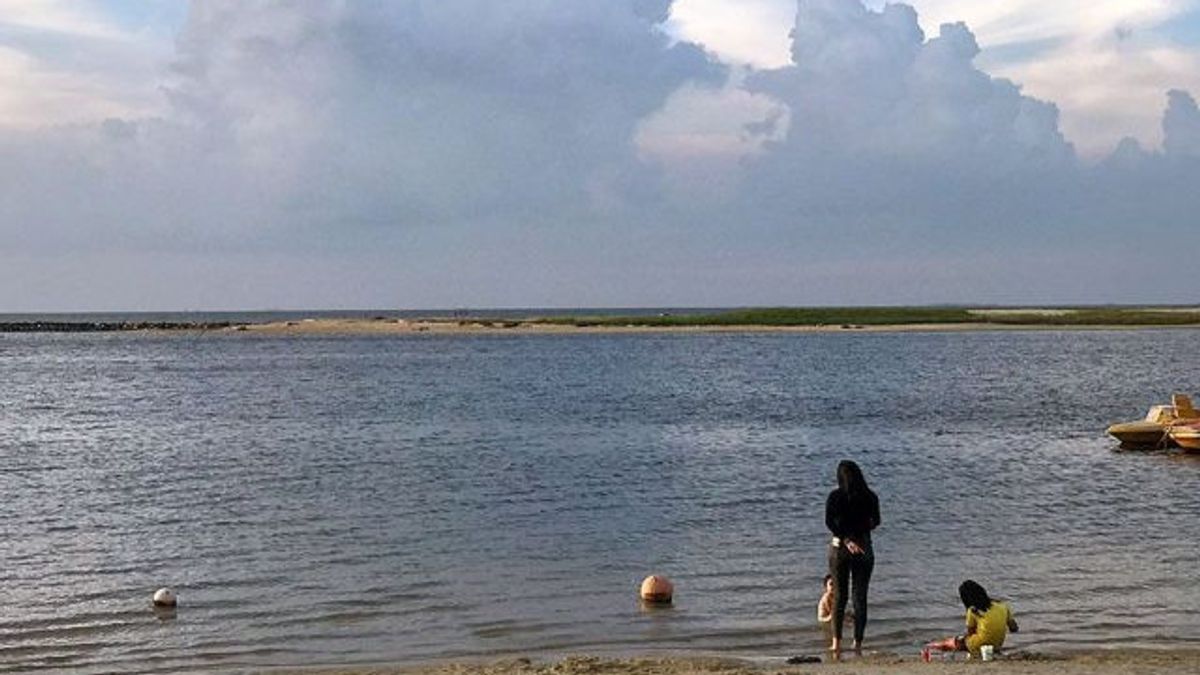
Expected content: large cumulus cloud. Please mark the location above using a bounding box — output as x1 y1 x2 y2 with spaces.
2 0 1199 308
0 0 719 254
738 0 1074 231
168 0 719 223
683 0 1200 262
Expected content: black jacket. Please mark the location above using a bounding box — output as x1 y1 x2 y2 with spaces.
825 488 881 545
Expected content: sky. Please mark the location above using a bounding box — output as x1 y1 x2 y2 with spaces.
1 0 1199 311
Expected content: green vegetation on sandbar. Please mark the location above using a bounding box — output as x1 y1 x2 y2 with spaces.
981 309 1200 325
527 307 1200 327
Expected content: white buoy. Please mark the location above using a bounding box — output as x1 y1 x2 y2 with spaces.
152 587 177 607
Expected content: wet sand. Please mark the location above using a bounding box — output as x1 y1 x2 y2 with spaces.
269 651 1200 675
224 318 1196 335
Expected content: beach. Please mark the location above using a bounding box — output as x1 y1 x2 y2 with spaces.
227 318 972 335
6 306 1200 336
273 651 1200 675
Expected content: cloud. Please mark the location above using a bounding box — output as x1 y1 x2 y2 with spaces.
906 0 1194 49
1 1 721 257
168 1 720 226
896 0 1200 156
668 0 794 68
733 0 1075 230
0 0 128 41
985 27 1200 156
642 0 1200 289
672 0 1200 155
634 69 788 207
1164 88 1200 156
0 1 174 128
1 0 1199 309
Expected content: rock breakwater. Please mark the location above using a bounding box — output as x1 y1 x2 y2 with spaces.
0 321 232 333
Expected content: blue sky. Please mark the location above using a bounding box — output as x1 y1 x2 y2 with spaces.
91 0 187 30
1 1 1199 310
1164 9 1200 45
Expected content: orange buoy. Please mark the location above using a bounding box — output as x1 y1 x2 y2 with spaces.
639 575 674 604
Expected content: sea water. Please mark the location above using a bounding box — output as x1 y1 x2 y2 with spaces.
1 328 1197 672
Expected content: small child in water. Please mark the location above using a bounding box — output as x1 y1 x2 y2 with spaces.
817 574 834 623
817 574 852 625
925 580 1019 657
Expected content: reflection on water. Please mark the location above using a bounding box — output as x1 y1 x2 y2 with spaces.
0 329 1198 672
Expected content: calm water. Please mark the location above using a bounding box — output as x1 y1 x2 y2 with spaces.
1 329 1198 673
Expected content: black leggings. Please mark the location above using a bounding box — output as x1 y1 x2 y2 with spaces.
828 542 874 643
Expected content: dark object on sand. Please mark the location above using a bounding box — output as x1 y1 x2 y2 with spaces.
785 655 821 664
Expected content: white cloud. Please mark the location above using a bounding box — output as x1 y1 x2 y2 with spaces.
666 0 1200 279
0 0 128 40
636 69 788 205
944 0 1200 156
747 1 1073 166
905 0 1192 49
0 44 159 128
997 37 1200 155
1 1 721 253
668 0 794 67
1 0 1199 309
673 0 1200 155
0 1 174 128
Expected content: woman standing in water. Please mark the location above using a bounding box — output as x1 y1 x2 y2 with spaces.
825 460 881 654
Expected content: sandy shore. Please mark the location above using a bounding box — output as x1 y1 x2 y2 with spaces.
268 651 1200 675
222 318 1197 336
227 318 941 335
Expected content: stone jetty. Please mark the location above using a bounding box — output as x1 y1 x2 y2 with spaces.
0 321 232 333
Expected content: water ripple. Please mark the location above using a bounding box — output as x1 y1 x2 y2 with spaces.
0 330 1197 672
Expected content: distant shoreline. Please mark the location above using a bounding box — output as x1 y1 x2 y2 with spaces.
5 318 1200 335
5 306 1200 334
221 317 1200 335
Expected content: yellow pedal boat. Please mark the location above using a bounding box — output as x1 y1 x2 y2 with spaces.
1167 420 1200 453
1106 394 1199 449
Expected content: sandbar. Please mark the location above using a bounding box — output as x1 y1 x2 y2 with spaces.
222 318 1200 336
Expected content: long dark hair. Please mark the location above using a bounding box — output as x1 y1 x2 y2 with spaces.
959 580 993 614
837 460 870 497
